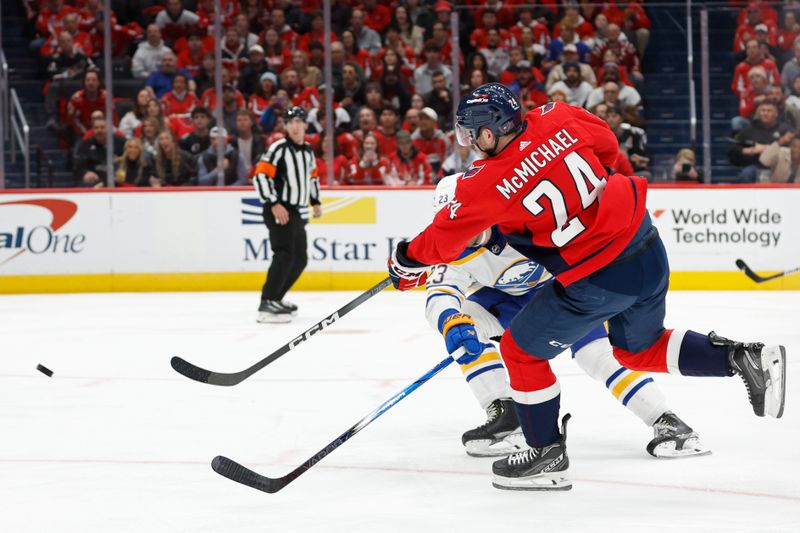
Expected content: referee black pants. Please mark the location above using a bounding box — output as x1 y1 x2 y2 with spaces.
261 205 308 302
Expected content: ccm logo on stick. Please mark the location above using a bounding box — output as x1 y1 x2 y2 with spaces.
288 312 340 348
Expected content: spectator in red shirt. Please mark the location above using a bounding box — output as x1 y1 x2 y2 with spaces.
348 133 391 185
733 3 777 53
363 0 393 33
474 0 515 30
590 23 643 83
161 73 198 119
470 10 511 50
375 25 417 74
176 32 206 78
41 12 92 58
315 130 349 185
507 61 549 111
261 28 292 73
281 68 321 111
297 10 338 53
554 4 596 48
376 105 401 158
734 66 773 132
387 130 432 185
249 71 278 120
342 29 374 79
266 8 297 52
201 70 246 110
732 39 780 97
67 69 108 138
778 11 800 60
411 107 449 174
509 8 551 51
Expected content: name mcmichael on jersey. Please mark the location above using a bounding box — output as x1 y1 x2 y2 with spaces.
494 128 580 200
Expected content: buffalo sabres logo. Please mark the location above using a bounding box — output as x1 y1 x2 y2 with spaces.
495 260 545 289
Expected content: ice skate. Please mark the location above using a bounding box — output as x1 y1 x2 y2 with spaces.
257 300 292 324
462 399 526 457
710 332 786 418
647 411 710 459
277 300 298 316
491 414 571 491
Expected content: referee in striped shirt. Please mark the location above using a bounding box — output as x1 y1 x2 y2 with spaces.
253 106 322 323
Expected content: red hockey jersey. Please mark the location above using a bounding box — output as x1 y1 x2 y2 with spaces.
406 102 648 286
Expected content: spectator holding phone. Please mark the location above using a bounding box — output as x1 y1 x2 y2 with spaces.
672 148 702 182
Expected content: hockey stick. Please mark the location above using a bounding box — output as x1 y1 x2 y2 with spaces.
211 353 458 493
170 277 393 386
735 259 800 284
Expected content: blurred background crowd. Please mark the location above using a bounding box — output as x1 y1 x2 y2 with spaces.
7 0 798 187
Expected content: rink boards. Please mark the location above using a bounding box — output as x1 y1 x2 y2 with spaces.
0 185 798 293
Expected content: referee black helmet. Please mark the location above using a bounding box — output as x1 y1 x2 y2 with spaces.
283 105 307 121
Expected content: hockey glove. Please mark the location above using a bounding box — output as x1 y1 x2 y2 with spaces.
388 240 429 291
441 312 483 365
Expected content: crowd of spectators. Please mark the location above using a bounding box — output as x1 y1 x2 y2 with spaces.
729 1 800 183
25 0 655 187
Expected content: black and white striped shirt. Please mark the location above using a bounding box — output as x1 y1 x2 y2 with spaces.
254 137 320 219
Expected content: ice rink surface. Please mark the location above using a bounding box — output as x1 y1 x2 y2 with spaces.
1 289 798 532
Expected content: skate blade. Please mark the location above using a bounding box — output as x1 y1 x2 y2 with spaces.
492 471 572 491
762 345 786 419
256 313 292 324
649 437 712 459
465 433 527 458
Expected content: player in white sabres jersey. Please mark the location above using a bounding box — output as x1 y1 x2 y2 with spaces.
426 175 709 459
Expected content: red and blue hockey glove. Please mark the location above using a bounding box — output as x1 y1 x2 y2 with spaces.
388 240 429 291
441 312 483 364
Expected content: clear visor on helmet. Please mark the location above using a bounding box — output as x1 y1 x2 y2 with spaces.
455 124 476 147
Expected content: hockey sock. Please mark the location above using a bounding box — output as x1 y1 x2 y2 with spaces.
613 329 732 377
574 338 666 426
500 332 561 448
460 346 511 410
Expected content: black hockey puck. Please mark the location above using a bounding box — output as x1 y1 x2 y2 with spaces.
36 364 53 377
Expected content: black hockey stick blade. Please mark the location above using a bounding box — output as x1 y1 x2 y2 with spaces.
212 456 287 493
736 259 800 283
170 277 393 386
210 355 456 493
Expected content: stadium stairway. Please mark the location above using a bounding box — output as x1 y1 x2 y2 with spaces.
643 3 740 182
2 2 70 188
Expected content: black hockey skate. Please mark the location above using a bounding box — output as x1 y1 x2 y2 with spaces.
491 414 571 491
710 332 786 418
277 300 298 316
257 300 292 324
647 411 710 459
462 399 525 457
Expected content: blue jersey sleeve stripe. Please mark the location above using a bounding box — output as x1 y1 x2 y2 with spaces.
621 377 654 406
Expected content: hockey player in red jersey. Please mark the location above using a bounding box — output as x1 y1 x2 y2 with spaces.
388 83 787 491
